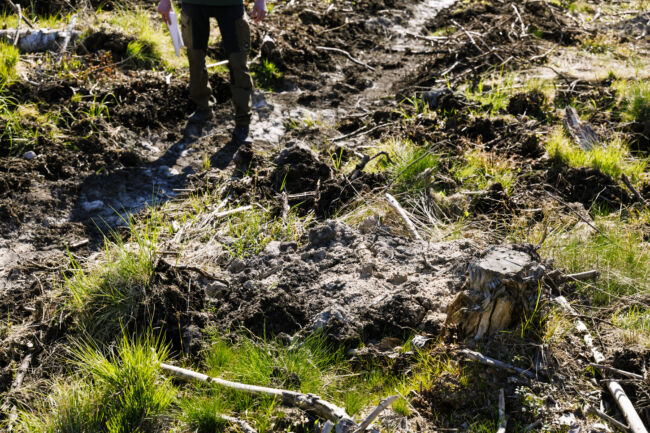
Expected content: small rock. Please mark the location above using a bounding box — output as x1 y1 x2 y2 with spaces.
171 221 180 233
360 263 374 278
387 273 408 285
312 305 347 331
82 200 104 212
22 150 36 160
229 258 246 274
205 280 229 298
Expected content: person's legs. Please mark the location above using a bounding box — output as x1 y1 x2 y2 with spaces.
181 3 212 114
215 5 253 128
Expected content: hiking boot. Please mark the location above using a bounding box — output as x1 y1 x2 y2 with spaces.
232 124 250 145
187 108 213 124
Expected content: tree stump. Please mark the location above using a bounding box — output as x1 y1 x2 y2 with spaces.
446 245 545 339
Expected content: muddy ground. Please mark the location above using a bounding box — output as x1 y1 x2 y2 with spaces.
1 0 650 431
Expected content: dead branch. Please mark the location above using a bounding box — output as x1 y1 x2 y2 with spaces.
281 191 289 222
584 404 631 432
385 193 422 240
0 28 82 53
451 20 482 53
497 389 507 433
220 415 258 433
57 14 78 64
554 296 648 433
565 270 599 281
353 395 399 433
460 349 536 379
621 174 649 207
2 0 34 28
160 363 357 430
316 46 376 71
511 4 527 36
13 3 21 46
589 363 644 381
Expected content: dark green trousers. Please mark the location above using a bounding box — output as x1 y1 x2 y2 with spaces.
180 3 253 126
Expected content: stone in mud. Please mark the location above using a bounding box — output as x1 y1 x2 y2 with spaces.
22 151 37 160
446 244 545 339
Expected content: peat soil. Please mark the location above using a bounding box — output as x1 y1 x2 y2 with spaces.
1 0 649 430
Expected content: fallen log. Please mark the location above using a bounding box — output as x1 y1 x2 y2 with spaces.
554 296 648 433
0 28 81 53
621 174 649 207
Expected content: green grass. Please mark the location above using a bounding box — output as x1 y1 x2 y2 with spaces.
221 206 307 258
104 7 185 70
17 333 174 433
377 138 440 194
612 306 650 347
463 71 515 115
65 214 159 340
540 208 650 306
251 59 282 91
617 79 650 124
546 129 648 181
0 42 20 83
453 149 517 194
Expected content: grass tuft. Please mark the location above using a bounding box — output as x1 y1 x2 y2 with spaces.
65 214 159 339
18 333 174 433
546 129 647 181
453 150 516 194
0 42 20 83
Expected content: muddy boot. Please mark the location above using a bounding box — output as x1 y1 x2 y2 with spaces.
187 107 214 124
232 124 250 145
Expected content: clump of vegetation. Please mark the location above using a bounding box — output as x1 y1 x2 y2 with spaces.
621 80 650 124
221 206 307 257
0 42 20 83
378 138 440 194
546 129 647 181
453 150 516 194
18 333 175 433
65 215 159 339
251 59 282 91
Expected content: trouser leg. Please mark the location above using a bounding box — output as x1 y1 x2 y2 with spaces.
181 3 212 110
216 5 253 126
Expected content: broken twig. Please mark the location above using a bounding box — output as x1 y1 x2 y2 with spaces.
589 363 644 381
497 389 507 433
621 174 648 207
353 395 399 433
57 14 77 64
13 4 21 47
3 0 34 28
316 46 376 71
220 415 258 433
460 349 536 379
385 193 422 240
565 270 599 281
584 404 631 432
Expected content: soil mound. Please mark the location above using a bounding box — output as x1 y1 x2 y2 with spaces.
207 220 509 346
546 166 632 209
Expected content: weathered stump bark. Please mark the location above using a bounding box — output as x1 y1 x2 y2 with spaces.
446 245 545 339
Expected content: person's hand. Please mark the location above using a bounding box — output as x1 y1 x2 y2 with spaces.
157 0 172 25
251 0 267 22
